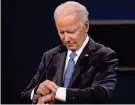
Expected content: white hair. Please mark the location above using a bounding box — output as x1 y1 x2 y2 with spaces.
54 1 89 23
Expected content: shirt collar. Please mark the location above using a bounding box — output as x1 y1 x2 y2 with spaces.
68 35 89 57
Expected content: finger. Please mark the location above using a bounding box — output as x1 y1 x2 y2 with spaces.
37 98 42 104
49 82 59 89
36 86 46 96
44 87 51 94
37 99 46 104
45 80 58 90
45 80 58 89
37 97 43 104
40 93 55 103
43 81 57 93
40 84 51 95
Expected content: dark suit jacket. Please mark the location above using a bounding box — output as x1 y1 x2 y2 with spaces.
20 37 118 104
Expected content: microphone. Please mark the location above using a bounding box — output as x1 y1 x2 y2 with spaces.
58 44 67 53
54 44 67 54
32 45 67 103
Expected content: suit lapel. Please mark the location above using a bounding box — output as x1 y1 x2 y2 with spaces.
68 38 96 88
55 50 67 86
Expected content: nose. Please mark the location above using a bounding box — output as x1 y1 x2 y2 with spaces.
64 33 70 42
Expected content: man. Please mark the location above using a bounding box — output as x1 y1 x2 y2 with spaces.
20 1 118 104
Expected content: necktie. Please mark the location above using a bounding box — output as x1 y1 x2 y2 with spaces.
63 52 77 88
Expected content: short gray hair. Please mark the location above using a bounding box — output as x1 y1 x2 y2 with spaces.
54 1 89 23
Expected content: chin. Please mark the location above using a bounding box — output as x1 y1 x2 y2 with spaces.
66 46 77 51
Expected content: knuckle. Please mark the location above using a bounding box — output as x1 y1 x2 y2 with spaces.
43 82 46 86
40 85 44 89
51 82 55 85
39 83 43 87
45 80 49 82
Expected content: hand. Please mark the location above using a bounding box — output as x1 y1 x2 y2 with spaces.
37 92 55 104
36 80 59 98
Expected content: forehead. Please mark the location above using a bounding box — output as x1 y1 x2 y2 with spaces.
55 12 81 28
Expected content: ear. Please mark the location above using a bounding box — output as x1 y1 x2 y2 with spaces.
84 20 89 33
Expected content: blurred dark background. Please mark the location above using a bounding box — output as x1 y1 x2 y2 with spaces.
2 0 135 104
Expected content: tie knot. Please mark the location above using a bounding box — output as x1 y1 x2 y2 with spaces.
70 52 77 59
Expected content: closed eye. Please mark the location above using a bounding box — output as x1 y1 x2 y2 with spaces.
59 31 64 34
67 30 76 34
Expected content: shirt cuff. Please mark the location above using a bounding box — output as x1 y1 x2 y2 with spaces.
55 87 66 102
31 88 35 100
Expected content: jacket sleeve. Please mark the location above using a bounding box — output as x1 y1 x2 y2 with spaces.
66 51 118 104
20 53 46 104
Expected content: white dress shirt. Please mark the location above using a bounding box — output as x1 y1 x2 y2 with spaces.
31 35 89 102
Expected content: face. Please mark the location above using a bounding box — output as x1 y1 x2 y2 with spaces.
55 12 89 51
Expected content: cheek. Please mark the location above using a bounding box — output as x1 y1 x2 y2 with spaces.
70 35 78 42
74 33 82 42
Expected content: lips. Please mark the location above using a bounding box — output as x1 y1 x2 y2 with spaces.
66 44 74 47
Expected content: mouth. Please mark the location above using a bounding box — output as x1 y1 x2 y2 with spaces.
65 43 74 47
64 43 77 51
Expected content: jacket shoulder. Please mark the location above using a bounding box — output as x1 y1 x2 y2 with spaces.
94 42 118 62
95 42 116 55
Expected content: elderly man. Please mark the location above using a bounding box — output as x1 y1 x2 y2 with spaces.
20 1 118 104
